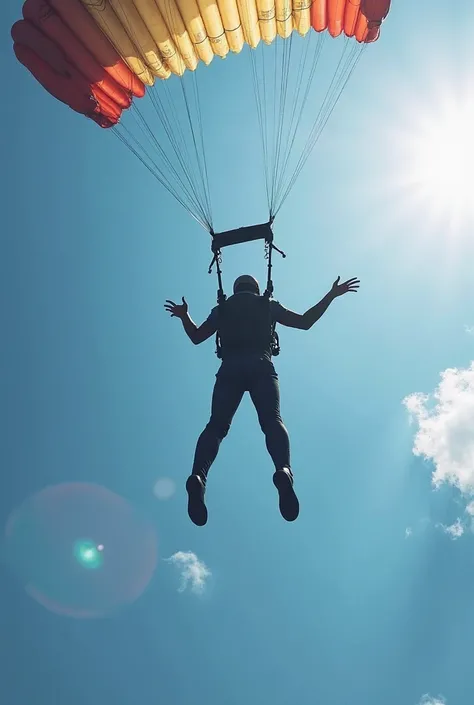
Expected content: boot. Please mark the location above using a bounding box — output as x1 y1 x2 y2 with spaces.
185 474 208 526
273 467 299 521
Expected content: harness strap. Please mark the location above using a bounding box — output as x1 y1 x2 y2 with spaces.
208 245 226 358
208 222 286 358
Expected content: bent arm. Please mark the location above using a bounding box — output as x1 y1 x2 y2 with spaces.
276 292 335 331
180 312 217 345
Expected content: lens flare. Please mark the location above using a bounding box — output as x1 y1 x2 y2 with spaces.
74 540 104 569
4 483 158 618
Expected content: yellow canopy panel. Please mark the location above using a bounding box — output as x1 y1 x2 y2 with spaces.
256 0 277 44
80 0 303 81
80 0 156 84
108 0 171 78
276 0 293 38
175 0 214 65
292 0 311 37
215 0 244 54
133 0 185 76
154 0 199 70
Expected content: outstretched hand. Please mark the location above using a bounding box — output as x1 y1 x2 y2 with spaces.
164 297 188 319
331 276 360 297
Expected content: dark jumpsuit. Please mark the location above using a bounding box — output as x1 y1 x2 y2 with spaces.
191 292 291 480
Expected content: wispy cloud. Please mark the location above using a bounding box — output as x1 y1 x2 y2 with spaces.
405 516 470 540
404 517 431 540
419 695 446 705
437 518 464 540
403 361 474 496
166 551 211 595
465 324 474 336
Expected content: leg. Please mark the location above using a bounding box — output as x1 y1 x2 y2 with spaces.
187 364 245 526
249 360 299 521
191 364 245 480
249 361 290 471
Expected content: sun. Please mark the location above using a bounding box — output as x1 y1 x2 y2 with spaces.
409 109 474 209
397 98 474 228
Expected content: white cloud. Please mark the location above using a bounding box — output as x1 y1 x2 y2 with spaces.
403 361 474 495
166 551 211 595
465 324 474 336
419 696 446 705
405 527 413 539
437 518 464 540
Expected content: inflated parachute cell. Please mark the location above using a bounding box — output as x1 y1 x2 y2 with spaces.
344 0 362 37
11 0 391 123
4 483 158 618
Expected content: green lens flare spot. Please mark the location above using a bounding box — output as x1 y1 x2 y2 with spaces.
73 540 104 570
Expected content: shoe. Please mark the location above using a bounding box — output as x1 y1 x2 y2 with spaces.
273 467 299 521
186 474 208 526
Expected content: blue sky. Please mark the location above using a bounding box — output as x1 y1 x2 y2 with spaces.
2 2 474 705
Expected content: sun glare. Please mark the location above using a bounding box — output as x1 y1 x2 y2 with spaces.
411 113 474 206
399 100 474 228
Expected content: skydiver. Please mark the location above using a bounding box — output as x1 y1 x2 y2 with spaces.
165 274 360 526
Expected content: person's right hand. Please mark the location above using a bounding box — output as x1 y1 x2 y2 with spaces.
330 276 360 298
164 297 188 320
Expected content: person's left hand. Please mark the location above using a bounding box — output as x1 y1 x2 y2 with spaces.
330 276 360 297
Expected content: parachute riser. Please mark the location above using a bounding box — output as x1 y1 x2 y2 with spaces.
208 221 286 358
264 239 286 299
208 249 226 304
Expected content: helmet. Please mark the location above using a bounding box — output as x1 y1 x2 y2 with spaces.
233 275 260 295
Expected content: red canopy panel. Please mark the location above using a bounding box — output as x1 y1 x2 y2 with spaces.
11 20 120 127
311 0 391 42
361 0 391 22
23 0 131 109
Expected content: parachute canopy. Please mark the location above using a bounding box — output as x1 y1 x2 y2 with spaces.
12 0 391 228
